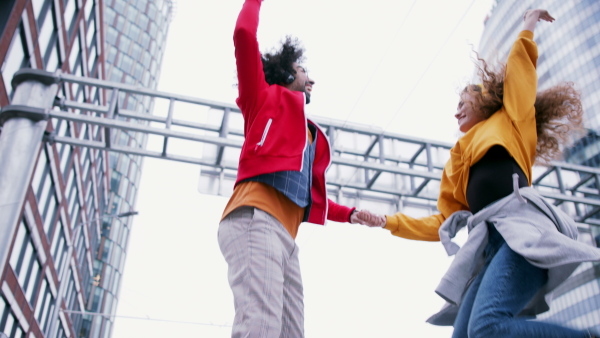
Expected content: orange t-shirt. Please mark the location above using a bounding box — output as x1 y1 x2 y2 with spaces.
221 128 314 239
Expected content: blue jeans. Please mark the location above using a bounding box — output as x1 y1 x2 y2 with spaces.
452 224 590 338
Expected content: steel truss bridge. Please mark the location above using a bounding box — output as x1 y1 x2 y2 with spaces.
2 68 600 336
1 68 600 231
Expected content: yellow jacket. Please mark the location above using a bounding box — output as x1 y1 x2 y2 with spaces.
385 30 538 241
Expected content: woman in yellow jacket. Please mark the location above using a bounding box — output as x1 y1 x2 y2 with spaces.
358 9 600 338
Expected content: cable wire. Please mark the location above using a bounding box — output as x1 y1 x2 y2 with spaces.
338 0 477 189
337 0 418 131
61 309 232 328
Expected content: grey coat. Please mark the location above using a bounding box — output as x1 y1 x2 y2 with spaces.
427 180 600 326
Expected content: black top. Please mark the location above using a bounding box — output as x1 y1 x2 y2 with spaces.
466 145 528 214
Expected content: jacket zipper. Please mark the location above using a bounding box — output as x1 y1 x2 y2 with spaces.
256 118 272 149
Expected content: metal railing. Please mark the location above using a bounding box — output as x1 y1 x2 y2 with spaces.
2 68 599 226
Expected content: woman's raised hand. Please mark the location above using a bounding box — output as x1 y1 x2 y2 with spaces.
523 9 555 31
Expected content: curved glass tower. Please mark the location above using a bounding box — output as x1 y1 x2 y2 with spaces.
479 0 600 161
478 0 600 331
84 0 175 337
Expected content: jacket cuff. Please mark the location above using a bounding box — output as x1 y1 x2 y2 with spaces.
348 207 357 223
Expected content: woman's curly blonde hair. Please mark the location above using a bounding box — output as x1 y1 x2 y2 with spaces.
464 55 584 164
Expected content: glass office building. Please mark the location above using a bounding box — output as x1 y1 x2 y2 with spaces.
1 1 109 337
0 0 173 337
478 0 600 331
87 0 174 337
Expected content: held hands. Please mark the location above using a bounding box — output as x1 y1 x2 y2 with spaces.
352 210 386 228
523 9 554 31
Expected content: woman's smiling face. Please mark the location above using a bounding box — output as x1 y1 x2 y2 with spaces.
455 91 485 133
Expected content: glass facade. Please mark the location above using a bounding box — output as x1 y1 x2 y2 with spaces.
0 0 110 337
479 0 600 331
0 0 172 336
86 1 174 337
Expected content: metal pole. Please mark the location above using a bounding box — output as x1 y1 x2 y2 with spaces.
46 211 137 338
0 70 59 279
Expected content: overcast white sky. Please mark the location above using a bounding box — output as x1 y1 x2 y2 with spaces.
111 1 495 337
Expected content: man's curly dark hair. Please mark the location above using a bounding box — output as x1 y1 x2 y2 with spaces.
262 36 305 85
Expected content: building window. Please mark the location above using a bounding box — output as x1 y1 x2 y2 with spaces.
90 86 100 106
97 156 105 186
118 34 132 54
118 54 133 73
105 7 116 26
31 0 47 21
0 297 25 338
85 194 94 227
90 287 104 313
9 220 42 305
109 67 123 83
148 20 157 38
128 24 141 43
38 2 58 63
80 139 90 177
34 278 55 333
101 239 112 261
69 35 81 73
110 171 121 194
118 221 127 246
64 273 83 334
85 0 95 22
110 245 122 273
45 38 63 71
73 61 85 101
67 37 84 101
67 171 81 226
31 147 59 238
1 23 30 97
106 45 117 65
118 154 130 175
56 318 68 338
52 118 74 179
84 12 95 45
118 176 128 198
142 50 150 68
111 195 122 217
50 219 67 275
85 182 95 217
87 39 98 75
64 271 76 310
74 229 92 296
112 270 121 296
64 0 79 36
106 25 118 46
133 62 144 81
109 152 118 171
60 144 74 180
126 6 138 23
140 32 150 49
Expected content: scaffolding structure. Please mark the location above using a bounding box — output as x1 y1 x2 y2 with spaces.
3 69 599 220
2 68 600 336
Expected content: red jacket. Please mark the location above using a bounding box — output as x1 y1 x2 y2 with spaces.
233 0 354 225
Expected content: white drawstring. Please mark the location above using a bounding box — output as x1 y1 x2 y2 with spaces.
513 173 527 204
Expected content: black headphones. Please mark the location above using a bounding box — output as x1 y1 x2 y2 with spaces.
282 71 295 85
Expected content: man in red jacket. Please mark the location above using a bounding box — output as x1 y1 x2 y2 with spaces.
217 0 373 337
